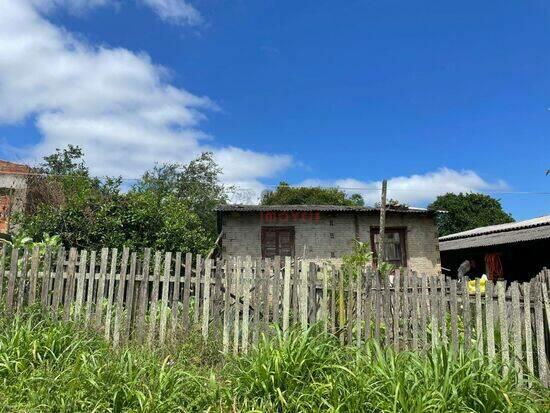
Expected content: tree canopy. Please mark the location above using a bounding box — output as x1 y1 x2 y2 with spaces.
260 182 365 206
16 147 228 254
428 193 514 236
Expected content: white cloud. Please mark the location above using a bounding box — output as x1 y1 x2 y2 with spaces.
0 0 289 189
301 168 509 206
30 0 202 26
141 0 202 26
30 0 112 14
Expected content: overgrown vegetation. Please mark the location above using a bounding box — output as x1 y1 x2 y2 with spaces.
0 312 547 412
261 181 365 206
15 147 229 254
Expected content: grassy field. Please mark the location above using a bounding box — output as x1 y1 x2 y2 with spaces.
0 312 548 412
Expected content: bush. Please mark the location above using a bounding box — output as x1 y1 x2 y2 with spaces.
0 314 547 412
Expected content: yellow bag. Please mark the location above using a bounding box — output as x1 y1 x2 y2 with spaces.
467 276 486 295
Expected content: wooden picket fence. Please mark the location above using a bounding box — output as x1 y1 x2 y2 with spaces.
1 244 549 387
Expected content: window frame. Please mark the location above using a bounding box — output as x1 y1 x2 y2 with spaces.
261 226 295 259
369 226 408 267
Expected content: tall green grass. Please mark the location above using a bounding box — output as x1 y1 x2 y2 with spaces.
0 313 547 412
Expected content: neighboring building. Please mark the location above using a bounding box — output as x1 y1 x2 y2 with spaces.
439 215 550 282
0 160 30 235
217 205 441 275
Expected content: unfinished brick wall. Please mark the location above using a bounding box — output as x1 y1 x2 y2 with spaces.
0 160 29 234
220 211 441 275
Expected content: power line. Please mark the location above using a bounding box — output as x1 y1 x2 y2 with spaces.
1 170 549 196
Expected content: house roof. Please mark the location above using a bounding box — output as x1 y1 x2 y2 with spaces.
217 204 436 215
439 215 550 251
0 160 30 174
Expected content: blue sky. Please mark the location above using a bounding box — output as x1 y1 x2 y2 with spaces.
0 0 548 220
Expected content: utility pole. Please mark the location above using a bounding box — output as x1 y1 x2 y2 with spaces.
378 179 388 267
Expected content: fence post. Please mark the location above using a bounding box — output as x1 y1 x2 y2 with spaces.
510 282 523 383
40 247 52 310
300 259 308 330
241 257 251 354
61 248 77 321
222 257 233 354
113 247 129 346
233 257 242 355
523 282 534 384
475 278 484 355
201 258 212 340
392 272 400 351
282 256 291 335
182 252 192 334
93 248 109 328
147 251 162 346
84 251 97 327
485 281 496 361
74 249 88 319
28 245 40 306
461 275 471 351
534 281 548 387
171 252 182 336
497 281 510 374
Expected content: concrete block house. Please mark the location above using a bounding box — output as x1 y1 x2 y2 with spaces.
217 205 442 275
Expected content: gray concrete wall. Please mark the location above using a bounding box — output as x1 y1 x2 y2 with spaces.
220 211 441 275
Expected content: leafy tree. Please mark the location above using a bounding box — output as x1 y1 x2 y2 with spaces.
261 182 365 206
132 152 230 239
428 193 514 236
16 147 225 254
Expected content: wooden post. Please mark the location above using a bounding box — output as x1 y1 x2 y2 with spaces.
241 257 251 354
40 247 52 310
475 278 484 355
378 179 388 266
222 258 233 354
497 281 510 374
510 282 523 383
123 252 137 342
136 249 151 344
485 281 495 361
201 258 212 340
104 248 118 340
450 279 459 354
272 256 281 325
534 281 548 387
84 251 97 327
182 252 192 334
51 247 65 317
0 244 6 299
300 259 308 329
62 248 78 321
233 257 242 355
74 249 88 318
28 245 40 306
523 282 534 384
113 247 129 346
171 252 182 336
461 276 471 351
159 252 172 345
93 248 109 328
147 251 162 346
16 247 29 314
282 256 291 335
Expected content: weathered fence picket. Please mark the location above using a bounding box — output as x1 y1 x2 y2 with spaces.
0 244 549 387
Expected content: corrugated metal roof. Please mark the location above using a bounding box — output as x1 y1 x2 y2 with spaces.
439 225 550 251
439 215 550 241
216 204 435 215
0 160 30 174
